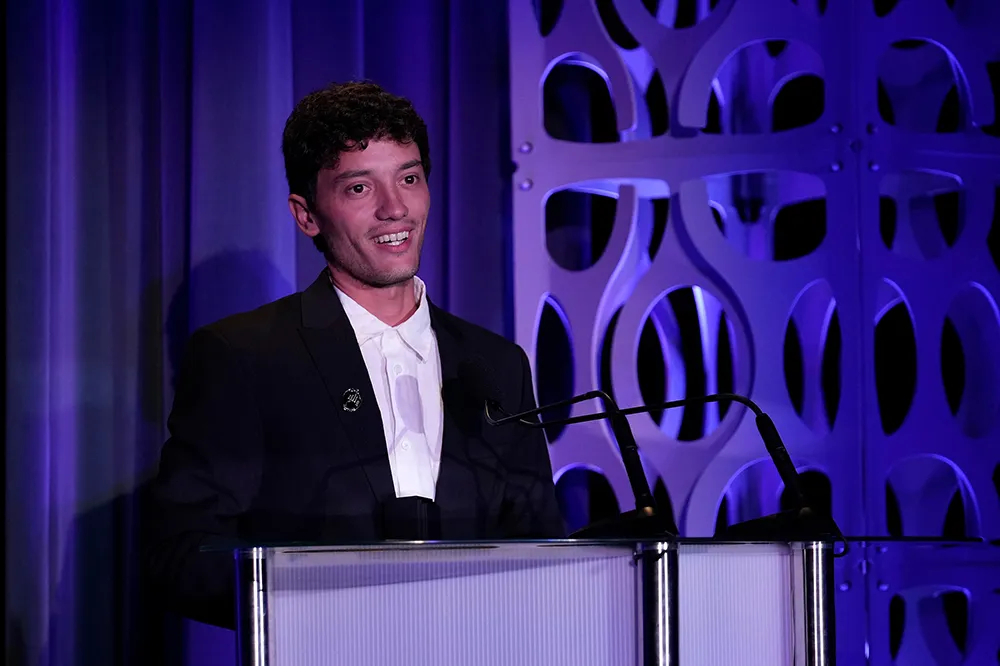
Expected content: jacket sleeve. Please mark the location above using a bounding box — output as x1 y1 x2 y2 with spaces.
143 326 264 629
499 347 566 538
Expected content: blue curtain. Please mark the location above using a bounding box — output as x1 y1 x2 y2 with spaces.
5 1 513 663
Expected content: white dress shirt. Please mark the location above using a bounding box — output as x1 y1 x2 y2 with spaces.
333 277 444 500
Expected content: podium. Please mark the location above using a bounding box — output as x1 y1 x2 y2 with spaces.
235 539 835 666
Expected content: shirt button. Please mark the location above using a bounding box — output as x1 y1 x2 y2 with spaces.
400 440 410 451
393 364 402 375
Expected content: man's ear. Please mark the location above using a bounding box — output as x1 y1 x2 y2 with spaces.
288 194 320 239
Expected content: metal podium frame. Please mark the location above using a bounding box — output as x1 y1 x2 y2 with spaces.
235 539 835 666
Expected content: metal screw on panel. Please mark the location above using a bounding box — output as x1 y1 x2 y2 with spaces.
839 582 851 592
831 162 842 172
519 142 533 154
866 123 878 134
831 123 842 134
878 581 889 592
519 179 533 191
869 162 880 172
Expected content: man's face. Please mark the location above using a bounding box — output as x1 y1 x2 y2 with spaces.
298 139 430 289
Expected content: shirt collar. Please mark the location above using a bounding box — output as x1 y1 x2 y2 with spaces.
332 276 434 361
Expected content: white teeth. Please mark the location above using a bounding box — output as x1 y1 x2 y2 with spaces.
374 231 409 246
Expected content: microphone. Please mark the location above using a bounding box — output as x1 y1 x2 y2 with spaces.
461 359 846 553
533 394 807 513
537 396 847 553
459 357 672 538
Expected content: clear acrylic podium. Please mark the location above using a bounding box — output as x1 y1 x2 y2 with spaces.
235 539 835 666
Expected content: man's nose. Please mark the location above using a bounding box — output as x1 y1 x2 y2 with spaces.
376 187 408 221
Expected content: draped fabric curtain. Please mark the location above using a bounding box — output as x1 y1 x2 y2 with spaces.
6 1 513 663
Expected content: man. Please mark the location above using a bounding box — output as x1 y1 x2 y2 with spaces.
145 81 564 629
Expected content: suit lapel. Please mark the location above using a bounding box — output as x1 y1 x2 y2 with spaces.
297 272 395 502
431 304 487 534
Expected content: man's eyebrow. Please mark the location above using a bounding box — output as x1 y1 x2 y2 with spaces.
329 160 423 184
330 169 372 184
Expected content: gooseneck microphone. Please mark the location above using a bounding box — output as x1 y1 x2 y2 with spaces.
460 357 848 554
459 356 658 522
501 391 846 554
526 393 806 513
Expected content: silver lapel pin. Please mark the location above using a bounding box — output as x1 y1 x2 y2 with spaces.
342 388 362 412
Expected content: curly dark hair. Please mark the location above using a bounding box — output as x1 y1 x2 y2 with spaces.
281 81 431 255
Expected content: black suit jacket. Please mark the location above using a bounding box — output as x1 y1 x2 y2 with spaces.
144 271 564 628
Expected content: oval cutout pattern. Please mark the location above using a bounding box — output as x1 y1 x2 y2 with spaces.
710 40 825 135
942 283 1000 438
772 74 825 131
544 60 618 143
877 40 971 133
784 280 840 434
545 189 617 271
706 170 826 261
532 0 563 37
885 455 980 537
878 171 963 259
875 280 916 435
534 296 574 443
638 286 736 441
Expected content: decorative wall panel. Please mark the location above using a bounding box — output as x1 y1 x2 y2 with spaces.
509 0 1000 662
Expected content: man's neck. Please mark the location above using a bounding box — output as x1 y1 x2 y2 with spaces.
329 266 419 327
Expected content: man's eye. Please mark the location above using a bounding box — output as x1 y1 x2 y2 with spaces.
349 184 366 195
403 175 418 185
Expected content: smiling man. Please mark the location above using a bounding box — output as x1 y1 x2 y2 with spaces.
144 81 564 629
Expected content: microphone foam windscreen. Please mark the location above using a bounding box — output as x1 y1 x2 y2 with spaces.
458 355 506 406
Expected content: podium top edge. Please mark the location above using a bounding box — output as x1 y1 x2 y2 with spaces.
202 536 992 555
